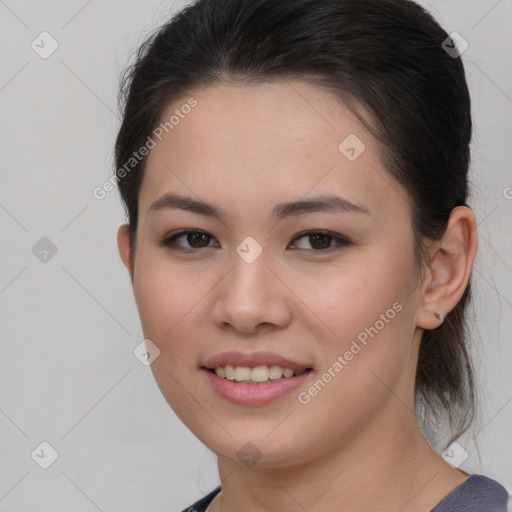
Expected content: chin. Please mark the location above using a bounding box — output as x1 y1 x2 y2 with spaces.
195 427 316 469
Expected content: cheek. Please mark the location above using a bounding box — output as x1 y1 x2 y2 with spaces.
302 247 415 387
132 253 200 352
295 292 412 442
303 260 402 343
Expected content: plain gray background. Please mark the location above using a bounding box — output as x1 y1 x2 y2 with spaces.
0 0 511 510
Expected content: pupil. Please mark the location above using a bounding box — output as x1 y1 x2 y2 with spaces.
189 233 209 247
310 233 331 250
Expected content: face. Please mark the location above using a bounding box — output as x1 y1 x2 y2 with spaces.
120 81 427 468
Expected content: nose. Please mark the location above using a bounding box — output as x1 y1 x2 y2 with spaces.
211 249 293 335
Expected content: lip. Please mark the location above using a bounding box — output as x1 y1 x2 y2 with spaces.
202 367 314 405
202 351 312 371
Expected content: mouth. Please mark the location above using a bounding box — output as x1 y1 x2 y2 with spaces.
201 351 314 404
204 365 314 384
201 365 314 405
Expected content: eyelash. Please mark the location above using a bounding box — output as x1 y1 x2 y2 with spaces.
159 229 352 254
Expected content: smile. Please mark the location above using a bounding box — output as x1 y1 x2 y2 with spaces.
202 366 314 405
211 364 308 383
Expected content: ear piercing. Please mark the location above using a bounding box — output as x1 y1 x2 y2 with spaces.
434 312 444 322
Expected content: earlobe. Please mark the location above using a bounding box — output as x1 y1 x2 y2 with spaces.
117 224 134 282
416 206 478 330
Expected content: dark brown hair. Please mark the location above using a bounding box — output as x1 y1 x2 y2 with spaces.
114 0 475 448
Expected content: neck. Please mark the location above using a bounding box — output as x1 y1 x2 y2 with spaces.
213 409 467 512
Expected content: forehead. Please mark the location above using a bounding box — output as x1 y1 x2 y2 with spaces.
139 81 409 223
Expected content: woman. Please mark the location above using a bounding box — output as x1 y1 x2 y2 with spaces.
114 0 510 510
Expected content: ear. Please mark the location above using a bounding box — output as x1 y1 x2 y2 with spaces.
117 224 134 283
416 206 478 330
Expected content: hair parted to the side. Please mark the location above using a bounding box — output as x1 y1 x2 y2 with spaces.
114 0 475 449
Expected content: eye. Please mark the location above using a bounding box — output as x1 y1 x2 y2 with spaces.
289 230 352 253
160 230 217 252
160 229 352 254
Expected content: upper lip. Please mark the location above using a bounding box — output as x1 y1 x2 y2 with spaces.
202 351 312 371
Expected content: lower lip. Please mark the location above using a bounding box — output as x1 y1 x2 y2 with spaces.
202 368 313 405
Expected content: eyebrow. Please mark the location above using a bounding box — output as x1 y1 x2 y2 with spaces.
148 193 370 221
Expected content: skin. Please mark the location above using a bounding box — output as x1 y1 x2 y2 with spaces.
117 81 478 512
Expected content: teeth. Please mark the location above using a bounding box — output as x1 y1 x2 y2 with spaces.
282 367 294 378
225 365 235 380
234 366 251 381
251 366 269 382
268 365 283 379
213 365 306 383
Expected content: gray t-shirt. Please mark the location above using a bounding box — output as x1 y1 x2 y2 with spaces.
180 474 510 512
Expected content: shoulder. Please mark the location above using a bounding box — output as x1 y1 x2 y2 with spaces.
177 477 511 512
179 486 221 512
431 474 510 512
